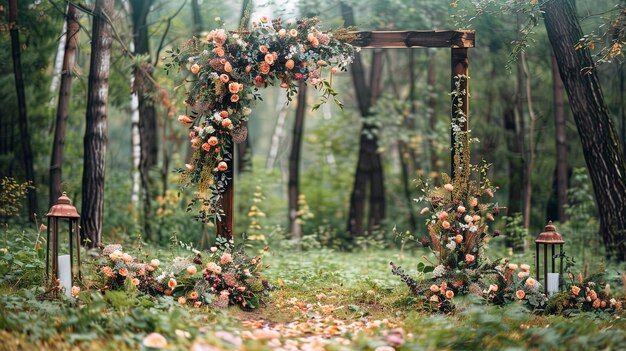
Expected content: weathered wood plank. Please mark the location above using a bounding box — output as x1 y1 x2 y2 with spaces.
351 30 475 49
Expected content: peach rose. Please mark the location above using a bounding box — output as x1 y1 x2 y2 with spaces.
178 296 187 304
455 234 463 244
465 254 475 263
264 54 274 65
202 143 210 151
224 61 232 73
443 183 454 191
259 62 271 74
429 295 439 302
470 197 478 207
168 278 177 289
230 94 240 102
221 118 232 128
285 59 295 70
508 263 519 271
187 265 197 275
520 264 530 272
430 284 440 293
118 268 128 277
131 278 140 286
516 290 526 299
213 46 225 57
71 286 81 297
442 221 451 229
445 290 454 299
190 63 200 74
278 28 287 37
220 74 229 83
457 206 466 213
572 285 581 295
289 29 298 37
259 45 268 54
437 212 449 220
217 161 228 172
178 115 193 126
525 277 537 288
228 82 239 94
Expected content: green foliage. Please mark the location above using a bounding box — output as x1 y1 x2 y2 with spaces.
503 212 527 252
0 177 32 219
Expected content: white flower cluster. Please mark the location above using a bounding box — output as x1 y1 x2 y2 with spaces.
432 265 446 278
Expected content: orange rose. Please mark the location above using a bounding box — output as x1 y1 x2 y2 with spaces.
118 268 128 277
429 284 440 293
189 291 199 300
442 221 450 229
289 29 298 37
230 94 240 102
285 59 295 70
516 290 526 299
259 62 271 75
178 114 193 126
190 63 200 74
571 285 581 295
217 161 228 171
221 118 232 128
207 136 218 146
219 110 229 118
202 143 210 151
455 234 463 244
168 278 177 289
445 290 454 299
131 278 140 286
213 46 225 57
228 82 239 94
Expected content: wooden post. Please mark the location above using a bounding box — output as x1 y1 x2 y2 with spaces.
216 142 234 240
450 48 469 178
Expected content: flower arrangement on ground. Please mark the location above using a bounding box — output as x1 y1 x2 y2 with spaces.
166 16 357 223
91 238 271 310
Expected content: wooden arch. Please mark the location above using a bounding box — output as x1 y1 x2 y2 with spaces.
217 30 476 239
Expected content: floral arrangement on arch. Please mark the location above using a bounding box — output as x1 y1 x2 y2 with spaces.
90 238 271 310
166 16 357 222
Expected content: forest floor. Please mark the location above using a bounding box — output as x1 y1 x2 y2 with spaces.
1 247 625 350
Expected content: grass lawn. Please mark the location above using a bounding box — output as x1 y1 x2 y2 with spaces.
1 244 625 351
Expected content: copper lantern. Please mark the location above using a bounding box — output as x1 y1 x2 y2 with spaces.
46 192 82 289
535 221 565 295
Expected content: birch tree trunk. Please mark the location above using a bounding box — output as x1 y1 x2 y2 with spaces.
542 0 626 261
50 3 79 207
288 82 307 240
81 0 113 247
49 3 68 104
9 0 37 220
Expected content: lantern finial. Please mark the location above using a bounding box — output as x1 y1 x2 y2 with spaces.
536 221 564 244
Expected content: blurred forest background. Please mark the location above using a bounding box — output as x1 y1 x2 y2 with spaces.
1 0 625 262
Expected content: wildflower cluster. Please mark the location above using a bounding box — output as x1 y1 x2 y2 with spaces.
95 244 160 294
166 16 356 222
171 239 271 309
480 261 547 309
93 240 271 310
549 272 624 314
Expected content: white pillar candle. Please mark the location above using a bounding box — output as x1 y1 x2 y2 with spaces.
58 255 72 298
547 272 560 296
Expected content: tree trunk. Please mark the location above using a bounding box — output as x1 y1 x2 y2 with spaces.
130 0 157 239
81 0 113 247
520 51 536 230
9 0 37 220
341 2 386 239
191 0 203 35
503 102 522 216
266 94 289 169
236 0 252 174
288 82 307 240
49 3 68 104
427 50 439 184
50 3 79 207
552 53 568 222
542 0 626 261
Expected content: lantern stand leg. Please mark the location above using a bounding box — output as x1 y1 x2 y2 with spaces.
75 220 82 280
551 244 555 274
535 242 540 281
543 245 548 295
559 244 564 290
46 217 51 283
69 219 73 285
53 219 59 286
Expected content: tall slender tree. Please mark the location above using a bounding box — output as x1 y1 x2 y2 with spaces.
288 82 308 240
130 0 157 239
552 53 568 222
341 2 386 238
81 0 114 247
50 3 80 207
9 0 37 219
542 0 626 260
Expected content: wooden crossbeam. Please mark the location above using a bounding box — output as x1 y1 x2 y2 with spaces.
351 30 475 49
